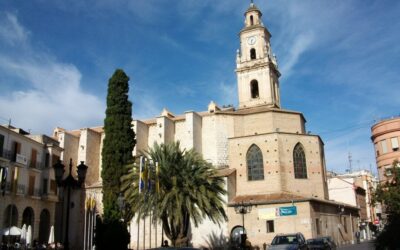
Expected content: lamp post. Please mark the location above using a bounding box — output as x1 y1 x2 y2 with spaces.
53 159 88 250
117 192 126 222
234 201 252 249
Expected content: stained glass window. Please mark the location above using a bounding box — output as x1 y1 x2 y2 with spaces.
293 143 307 179
247 144 264 180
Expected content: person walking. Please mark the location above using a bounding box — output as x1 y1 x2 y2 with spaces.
355 231 361 244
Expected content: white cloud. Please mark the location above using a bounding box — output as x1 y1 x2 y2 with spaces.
0 12 29 46
0 13 104 134
280 32 314 78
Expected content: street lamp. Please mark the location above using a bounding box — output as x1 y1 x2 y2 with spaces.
234 201 252 249
117 192 126 222
53 159 88 250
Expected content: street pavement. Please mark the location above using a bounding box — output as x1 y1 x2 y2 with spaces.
339 240 375 250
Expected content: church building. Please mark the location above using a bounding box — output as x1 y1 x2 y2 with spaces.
53 3 359 249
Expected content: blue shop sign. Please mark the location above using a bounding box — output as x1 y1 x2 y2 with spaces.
279 206 297 216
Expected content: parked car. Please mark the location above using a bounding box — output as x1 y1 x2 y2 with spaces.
306 236 337 250
268 233 308 250
148 248 201 250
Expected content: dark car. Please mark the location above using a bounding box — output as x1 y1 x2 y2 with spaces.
306 236 337 250
268 233 308 250
148 248 201 250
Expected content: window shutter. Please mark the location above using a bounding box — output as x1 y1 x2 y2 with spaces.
391 137 399 149
381 140 388 153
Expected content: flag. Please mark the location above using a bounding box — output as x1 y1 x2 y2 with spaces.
139 156 148 193
91 197 96 211
85 197 91 210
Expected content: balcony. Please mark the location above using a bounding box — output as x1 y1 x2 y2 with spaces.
28 160 44 170
0 149 13 161
3 182 25 195
28 187 41 198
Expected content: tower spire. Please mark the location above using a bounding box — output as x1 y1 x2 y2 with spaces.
236 2 281 109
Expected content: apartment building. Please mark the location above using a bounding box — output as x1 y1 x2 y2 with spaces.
0 124 62 244
327 170 379 240
371 116 400 183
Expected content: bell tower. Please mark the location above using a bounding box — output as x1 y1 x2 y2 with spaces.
236 3 281 109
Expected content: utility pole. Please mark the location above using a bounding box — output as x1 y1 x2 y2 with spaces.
348 152 353 173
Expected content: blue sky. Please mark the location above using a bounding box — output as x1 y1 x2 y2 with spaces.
0 0 399 175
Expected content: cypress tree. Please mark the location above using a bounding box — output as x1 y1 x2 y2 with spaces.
101 69 136 221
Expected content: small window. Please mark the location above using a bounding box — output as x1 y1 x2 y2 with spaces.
381 140 388 154
12 141 21 161
250 15 254 25
385 168 393 176
267 220 274 233
30 149 37 168
250 80 259 98
0 134 4 157
250 48 256 60
28 175 35 196
343 217 348 233
391 137 399 150
375 143 380 156
50 180 57 194
316 218 321 235
45 153 50 168
42 178 48 195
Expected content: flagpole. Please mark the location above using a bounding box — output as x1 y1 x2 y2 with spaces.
83 199 87 250
136 217 140 250
138 156 144 250
143 216 146 250
155 161 159 247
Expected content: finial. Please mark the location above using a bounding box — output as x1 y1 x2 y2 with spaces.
250 0 254 4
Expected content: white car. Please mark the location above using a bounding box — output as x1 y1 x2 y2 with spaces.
268 233 308 250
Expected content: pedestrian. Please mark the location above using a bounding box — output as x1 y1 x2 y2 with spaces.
163 240 169 247
355 231 360 244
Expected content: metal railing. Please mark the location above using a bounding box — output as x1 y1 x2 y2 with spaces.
3 181 57 199
17 184 26 195
28 160 45 170
0 149 13 161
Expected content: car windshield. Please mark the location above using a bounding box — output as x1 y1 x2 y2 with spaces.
271 235 298 245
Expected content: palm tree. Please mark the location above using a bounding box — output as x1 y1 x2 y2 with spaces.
120 141 227 246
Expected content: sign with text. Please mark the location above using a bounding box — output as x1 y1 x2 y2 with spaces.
258 208 278 219
279 206 297 216
16 154 27 166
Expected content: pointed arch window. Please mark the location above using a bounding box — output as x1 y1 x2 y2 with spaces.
293 143 307 179
250 48 256 60
250 80 259 98
247 144 264 181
